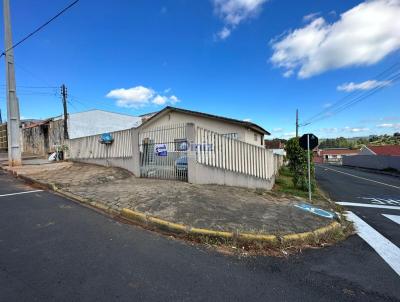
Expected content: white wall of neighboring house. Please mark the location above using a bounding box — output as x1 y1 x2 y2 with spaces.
140 110 265 146
55 110 142 139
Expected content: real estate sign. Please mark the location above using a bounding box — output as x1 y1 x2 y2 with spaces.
155 144 168 156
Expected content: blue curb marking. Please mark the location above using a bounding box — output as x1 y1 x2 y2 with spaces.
294 203 336 219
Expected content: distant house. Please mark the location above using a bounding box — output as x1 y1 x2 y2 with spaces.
22 109 141 156
314 148 359 164
359 145 400 156
264 139 286 156
264 139 285 149
139 106 270 146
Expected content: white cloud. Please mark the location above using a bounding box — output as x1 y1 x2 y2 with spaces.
337 80 391 92
169 95 180 104
323 103 332 108
321 127 339 133
343 126 370 133
106 86 182 108
152 95 167 105
270 0 400 78
106 86 155 108
217 27 232 40
212 0 268 40
377 123 400 129
303 12 320 22
273 127 283 132
283 70 294 78
243 118 252 122
282 131 296 138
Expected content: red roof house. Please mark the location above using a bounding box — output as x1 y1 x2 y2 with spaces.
314 148 359 163
360 145 400 156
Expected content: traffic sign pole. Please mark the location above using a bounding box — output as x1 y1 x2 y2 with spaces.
299 133 318 203
307 134 312 202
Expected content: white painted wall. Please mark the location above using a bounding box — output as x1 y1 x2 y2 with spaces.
55 110 141 139
141 111 264 146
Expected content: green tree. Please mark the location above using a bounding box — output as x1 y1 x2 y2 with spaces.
285 137 315 191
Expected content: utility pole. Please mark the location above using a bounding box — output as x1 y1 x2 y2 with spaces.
3 0 21 166
61 84 69 139
295 109 299 138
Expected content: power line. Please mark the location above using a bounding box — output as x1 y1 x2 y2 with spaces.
67 100 79 112
300 62 400 127
315 72 400 119
13 61 58 87
0 85 58 89
0 0 80 58
301 61 400 126
68 93 119 111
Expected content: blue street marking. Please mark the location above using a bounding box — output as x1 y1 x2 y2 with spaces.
294 203 336 219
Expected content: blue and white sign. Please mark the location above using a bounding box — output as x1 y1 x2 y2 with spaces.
99 133 114 144
155 144 168 156
295 203 336 219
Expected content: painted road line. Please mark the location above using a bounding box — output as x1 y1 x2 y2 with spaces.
336 202 400 210
319 165 400 190
346 211 400 277
383 214 400 226
0 190 43 198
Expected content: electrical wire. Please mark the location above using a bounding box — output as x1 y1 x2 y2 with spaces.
0 85 58 89
0 0 80 58
302 62 400 126
300 62 400 127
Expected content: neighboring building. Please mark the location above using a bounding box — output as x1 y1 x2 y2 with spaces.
22 109 141 156
68 106 277 189
359 145 400 156
139 106 269 146
264 139 286 156
23 107 270 156
314 148 360 164
264 139 285 149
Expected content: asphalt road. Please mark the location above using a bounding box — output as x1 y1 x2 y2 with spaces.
316 164 400 247
0 169 399 301
316 164 400 283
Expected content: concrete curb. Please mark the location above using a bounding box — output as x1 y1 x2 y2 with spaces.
5 167 343 246
120 208 341 245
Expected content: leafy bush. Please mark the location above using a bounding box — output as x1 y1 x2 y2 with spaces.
284 137 315 191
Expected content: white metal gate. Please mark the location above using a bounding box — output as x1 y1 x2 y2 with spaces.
139 124 188 181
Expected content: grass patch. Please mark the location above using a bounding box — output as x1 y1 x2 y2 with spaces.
273 166 325 201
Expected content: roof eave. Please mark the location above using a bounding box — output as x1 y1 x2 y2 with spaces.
140 106 270 135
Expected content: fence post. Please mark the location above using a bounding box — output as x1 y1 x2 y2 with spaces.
131 128 141 177
186 123 197 184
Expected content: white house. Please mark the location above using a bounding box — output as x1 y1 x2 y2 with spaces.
22 109 142 155
67 106 280 190
57 109 142 139
139 106 269 146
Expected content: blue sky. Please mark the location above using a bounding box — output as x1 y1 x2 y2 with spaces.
0 0 399 139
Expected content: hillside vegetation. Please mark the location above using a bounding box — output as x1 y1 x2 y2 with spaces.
319 133 400 149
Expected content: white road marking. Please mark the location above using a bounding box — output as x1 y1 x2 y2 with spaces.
346 211 400 277
359 197 400 206
0 190 43 198
383 214 400 226
318 165 400 190
336 202 400 210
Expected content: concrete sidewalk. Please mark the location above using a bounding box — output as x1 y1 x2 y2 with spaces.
3 161 340 236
